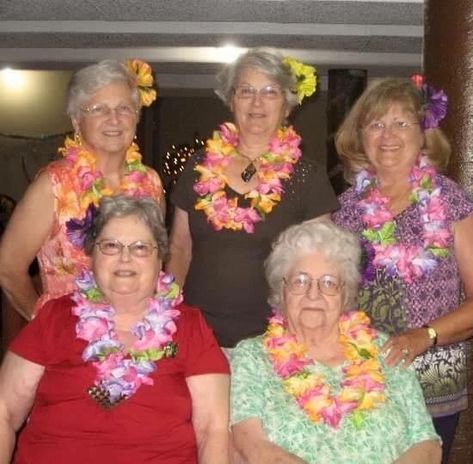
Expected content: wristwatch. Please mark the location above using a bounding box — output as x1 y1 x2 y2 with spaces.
423 324 438 346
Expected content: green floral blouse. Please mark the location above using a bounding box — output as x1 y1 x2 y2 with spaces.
230 334 439 464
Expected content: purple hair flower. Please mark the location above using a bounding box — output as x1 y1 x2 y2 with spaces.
66 203 97 248
421 84 448 130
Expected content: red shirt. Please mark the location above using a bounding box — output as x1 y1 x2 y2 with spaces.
10 295 229 463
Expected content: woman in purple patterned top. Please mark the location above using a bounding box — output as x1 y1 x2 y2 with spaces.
332 78 473 464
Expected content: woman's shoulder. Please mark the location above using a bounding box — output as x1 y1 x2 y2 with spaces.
232 335 266 365
436 173 473 218
36 294 77 325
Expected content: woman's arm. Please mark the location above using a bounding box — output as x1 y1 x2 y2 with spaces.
232 418 306 463
0 172 54 319
166 207 192 287
187 373 230 464
394 440 441 464
0 352 45 462
383 214 473 366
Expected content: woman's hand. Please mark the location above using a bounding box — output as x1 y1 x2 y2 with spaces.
382 327 432 368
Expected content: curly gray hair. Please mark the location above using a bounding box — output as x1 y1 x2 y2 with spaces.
66 59 140 119
84 195 168 261
215 47 299 111
265 219 361 312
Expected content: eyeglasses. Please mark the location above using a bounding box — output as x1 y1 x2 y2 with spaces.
95 239 158 258
81 103 138 118
363 120 420 134
233 84 283 100
283 273 342 297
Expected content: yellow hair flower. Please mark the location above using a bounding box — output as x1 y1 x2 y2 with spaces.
283 57 317 104
127 59 157 107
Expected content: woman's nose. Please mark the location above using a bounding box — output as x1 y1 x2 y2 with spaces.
305 281 320 300
118 246 132 262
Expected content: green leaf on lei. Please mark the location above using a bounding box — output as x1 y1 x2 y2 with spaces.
429 247 449 258
348 342 373 360
85 287 103 302
350 410 366 429
362 222 396 245
163 283 180 299
96 346 120 361
420 175 432 191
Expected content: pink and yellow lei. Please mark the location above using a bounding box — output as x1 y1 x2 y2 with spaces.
193 122 302 233
264 311 385 429
356 155 450 283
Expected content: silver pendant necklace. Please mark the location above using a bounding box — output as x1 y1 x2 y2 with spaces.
239 152 262 183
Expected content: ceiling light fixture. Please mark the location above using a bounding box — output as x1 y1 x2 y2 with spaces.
1 68 26 89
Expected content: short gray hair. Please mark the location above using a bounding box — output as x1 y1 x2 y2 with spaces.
84 195 168 261
215 48 298 111
66 59 140 118
265 219 361 311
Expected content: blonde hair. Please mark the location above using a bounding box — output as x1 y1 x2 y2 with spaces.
336 77 451 182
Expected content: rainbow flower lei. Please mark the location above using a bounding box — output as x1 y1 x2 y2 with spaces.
58 136 159 247
264 311 385 429
193 122 302 233
72 270 181 407
356 155 450 283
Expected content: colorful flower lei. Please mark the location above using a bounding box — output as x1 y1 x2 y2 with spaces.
127 59 157 107
356 155 450 283
58 136 159 246
264 310 385 429
193 123 302 233
72 270 182 407
283 57 317 104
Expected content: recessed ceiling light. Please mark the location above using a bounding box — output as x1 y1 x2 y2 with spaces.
1 68 26 89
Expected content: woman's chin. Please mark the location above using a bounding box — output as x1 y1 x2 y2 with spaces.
298 308 327 329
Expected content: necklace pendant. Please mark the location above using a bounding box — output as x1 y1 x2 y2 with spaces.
241 162 256 182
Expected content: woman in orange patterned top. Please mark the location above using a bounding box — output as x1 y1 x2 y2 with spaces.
0 59 164 321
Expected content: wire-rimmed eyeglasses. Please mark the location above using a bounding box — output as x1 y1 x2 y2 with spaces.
363 119 420 134
283 273 342 297
95 239 158 258
81 103 138 118
233 84 283 100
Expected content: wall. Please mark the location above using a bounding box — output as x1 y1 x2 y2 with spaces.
0 70 72 201
156 91 328 169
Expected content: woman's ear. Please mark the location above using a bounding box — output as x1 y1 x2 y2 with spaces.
71 117 80 135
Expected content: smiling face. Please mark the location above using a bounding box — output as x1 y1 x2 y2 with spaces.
361 102 424 178
230 67 289 141
72 81 138 159
283 250 344 338
92 215 161 307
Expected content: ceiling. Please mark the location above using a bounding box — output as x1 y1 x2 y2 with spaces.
0 0 424 93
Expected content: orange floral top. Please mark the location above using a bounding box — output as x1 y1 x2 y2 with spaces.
35 152 163 313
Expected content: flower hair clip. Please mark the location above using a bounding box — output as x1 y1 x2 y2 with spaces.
282 57 317 104
421 84 448 130
127 59 157 107
410 75 448 130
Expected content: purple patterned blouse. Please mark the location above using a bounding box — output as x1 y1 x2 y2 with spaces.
333 174 473 417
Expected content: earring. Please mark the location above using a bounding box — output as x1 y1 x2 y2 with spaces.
74 132 82 146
